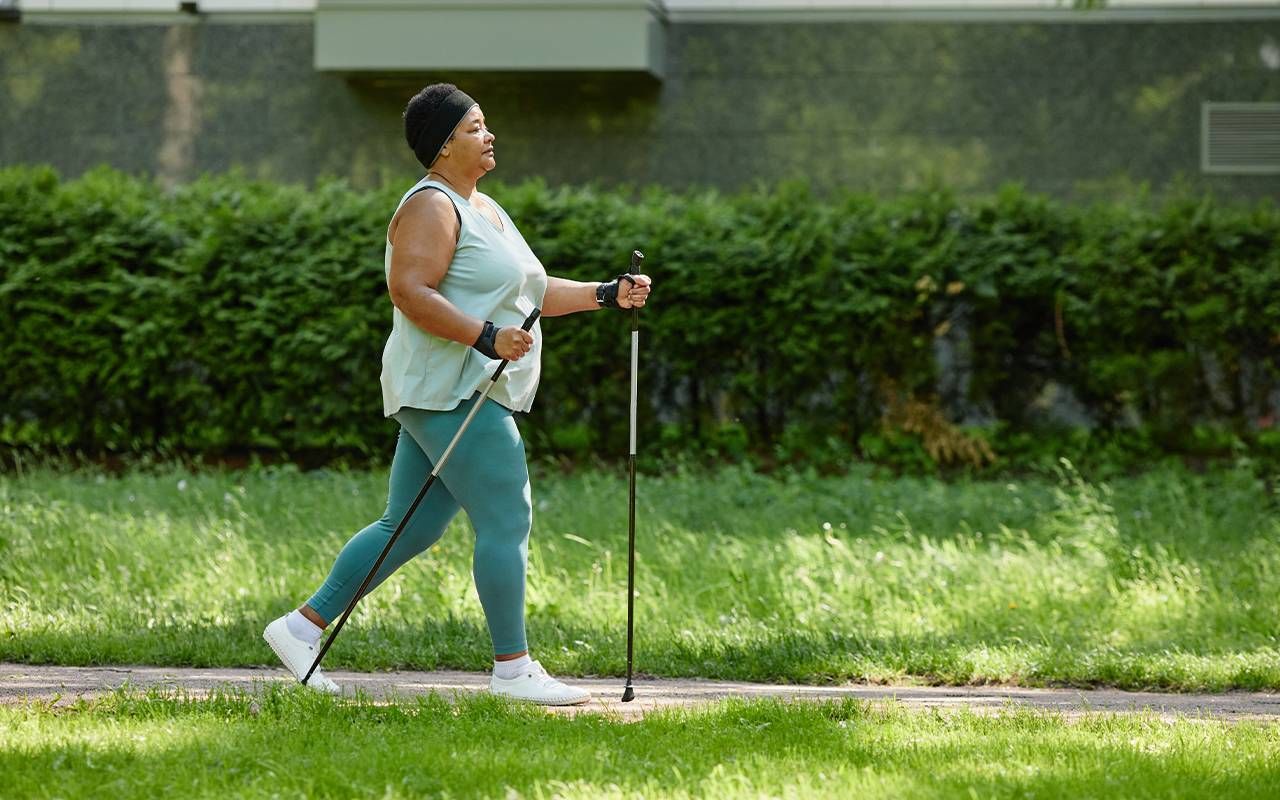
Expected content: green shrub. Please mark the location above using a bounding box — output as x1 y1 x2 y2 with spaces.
1 166 1277 472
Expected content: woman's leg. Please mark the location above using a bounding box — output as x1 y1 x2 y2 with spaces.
304 426 462 625
395 397 532 657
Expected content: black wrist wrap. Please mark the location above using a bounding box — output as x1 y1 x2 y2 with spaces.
473 320 500 359
596 274 634 310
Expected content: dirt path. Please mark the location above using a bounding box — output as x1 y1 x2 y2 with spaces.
4 663 1279 721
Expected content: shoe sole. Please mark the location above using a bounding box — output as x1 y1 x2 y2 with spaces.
490 687 592 706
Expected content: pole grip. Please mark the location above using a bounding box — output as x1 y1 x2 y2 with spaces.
490 308 541 382
629 251 644 333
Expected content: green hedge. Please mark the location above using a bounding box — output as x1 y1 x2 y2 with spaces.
2 165 1278 471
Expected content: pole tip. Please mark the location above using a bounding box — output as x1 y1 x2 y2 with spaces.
622 685 635 702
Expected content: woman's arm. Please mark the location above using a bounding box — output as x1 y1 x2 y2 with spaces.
541 277 603 317
388 191 532 360
542 275 652 317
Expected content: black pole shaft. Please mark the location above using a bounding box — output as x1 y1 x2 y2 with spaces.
623 449 636 698
302 308 541 686
303 469 437 684
622 249 643 702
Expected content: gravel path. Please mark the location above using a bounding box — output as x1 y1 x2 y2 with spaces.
5 663 1280 721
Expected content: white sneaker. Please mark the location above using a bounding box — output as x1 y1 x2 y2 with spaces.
490 660 592 706
262 614 341 695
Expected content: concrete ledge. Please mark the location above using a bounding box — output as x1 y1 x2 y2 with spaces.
314 0 665 76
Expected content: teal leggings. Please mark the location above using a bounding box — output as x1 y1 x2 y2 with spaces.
305 395 532 655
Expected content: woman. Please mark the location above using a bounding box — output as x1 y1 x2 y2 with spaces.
263 83 652 705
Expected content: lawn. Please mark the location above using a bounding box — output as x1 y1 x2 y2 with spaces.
3 688 1278 799
2 459 1279 690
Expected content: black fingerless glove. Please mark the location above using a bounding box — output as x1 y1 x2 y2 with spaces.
473 320 500 359
595 274 634 309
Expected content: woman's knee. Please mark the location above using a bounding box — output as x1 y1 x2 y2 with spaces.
473 516 530 562
472 496 531 548
380 506 449 557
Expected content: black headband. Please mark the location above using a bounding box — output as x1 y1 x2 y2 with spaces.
411 89 477 169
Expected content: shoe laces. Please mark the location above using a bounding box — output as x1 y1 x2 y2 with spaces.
524 660 567 690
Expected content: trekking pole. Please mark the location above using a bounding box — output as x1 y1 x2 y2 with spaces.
303 308 542 686
622 250 643 702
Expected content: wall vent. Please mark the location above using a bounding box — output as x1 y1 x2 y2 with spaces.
1202 102 1280 175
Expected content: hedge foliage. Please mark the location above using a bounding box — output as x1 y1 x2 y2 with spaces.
2 166 1278 471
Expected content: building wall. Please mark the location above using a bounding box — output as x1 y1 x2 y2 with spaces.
2 17 1278 199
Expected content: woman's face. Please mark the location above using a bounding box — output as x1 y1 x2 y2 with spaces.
444 105 496 175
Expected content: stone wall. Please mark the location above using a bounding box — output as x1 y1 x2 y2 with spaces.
2 18 1277 199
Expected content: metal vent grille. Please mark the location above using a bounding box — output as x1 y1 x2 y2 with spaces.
1202 102 1280 175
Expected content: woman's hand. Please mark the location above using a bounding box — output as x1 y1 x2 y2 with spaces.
617 274 653 309
495 326 534 361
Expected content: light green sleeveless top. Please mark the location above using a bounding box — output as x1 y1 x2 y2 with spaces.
379 178 548 416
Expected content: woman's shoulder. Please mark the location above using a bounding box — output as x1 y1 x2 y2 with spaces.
390 187 461 244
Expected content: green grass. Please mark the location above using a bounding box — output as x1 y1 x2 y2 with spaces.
3 688 1278 799
3 460 1279 690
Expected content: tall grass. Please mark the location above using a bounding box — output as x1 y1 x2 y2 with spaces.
2 460 1278 689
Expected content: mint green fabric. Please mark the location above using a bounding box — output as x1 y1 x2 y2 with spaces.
379 178 548 416
306 394 532 655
